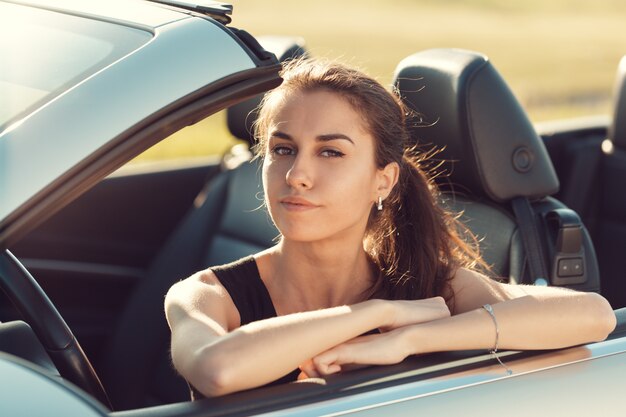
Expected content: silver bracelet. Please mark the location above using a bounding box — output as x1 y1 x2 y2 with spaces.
482 304 499 353
482 304 512 375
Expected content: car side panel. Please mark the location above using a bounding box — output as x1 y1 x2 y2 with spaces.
332 351 625 416
257 338 626 417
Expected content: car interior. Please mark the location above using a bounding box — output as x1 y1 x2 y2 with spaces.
2 34 626 413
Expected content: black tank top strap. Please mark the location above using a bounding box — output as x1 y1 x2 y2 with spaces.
189 256 298 399
211 255 277 326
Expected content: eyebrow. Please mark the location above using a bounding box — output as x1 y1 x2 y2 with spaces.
270 130 355 144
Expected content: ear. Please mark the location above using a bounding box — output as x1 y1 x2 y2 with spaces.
375 162 400 199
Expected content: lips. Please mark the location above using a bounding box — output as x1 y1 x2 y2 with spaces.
279 196 319 211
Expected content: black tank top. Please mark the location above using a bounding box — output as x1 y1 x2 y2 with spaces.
189 256 301 400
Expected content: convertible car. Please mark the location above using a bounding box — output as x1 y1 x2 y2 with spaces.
1 0 626 416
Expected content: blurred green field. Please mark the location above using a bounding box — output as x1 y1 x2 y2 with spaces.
134 0 626 163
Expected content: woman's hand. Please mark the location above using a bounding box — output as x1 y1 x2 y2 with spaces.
298 298 449 379
299 329 411 378
382 296 450 331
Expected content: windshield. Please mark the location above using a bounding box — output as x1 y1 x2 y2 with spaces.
0 2 152 132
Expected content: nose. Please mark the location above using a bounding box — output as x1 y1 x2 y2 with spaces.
285 153 313 190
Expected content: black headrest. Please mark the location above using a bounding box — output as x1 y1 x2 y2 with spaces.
394 49 559 203
227 36 307 145
609 55 626 150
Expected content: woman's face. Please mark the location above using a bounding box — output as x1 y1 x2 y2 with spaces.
262 89 393 243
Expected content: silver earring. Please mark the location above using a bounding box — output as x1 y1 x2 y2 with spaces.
377 196 383 211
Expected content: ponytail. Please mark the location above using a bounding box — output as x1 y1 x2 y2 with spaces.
366 148 486 304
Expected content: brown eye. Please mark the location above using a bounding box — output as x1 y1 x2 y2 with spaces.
271 145 295 156
320 149 345 158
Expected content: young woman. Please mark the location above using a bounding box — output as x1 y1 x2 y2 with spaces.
165 58 616 398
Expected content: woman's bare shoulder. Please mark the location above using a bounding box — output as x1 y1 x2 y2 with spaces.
165 268 240 330
167 268 226 300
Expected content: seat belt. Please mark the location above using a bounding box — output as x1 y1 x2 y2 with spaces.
511 197 549 286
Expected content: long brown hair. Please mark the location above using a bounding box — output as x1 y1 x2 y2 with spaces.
254 58 486 303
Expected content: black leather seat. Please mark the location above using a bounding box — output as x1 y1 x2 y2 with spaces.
97 37 306 410
393 49 601 291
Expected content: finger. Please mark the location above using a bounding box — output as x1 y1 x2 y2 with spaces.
322 334 400 366
311 334 385 373
312 351 343 375
325 363 342 375
299 359 320 378
301 359 340 377
312 359 341 376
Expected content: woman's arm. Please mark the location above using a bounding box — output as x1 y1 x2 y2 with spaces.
165 270 449 397
403 288 615 355
434 268 616 349
306 269 616 375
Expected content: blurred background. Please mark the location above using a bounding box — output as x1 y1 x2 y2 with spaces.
133 0 626 163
